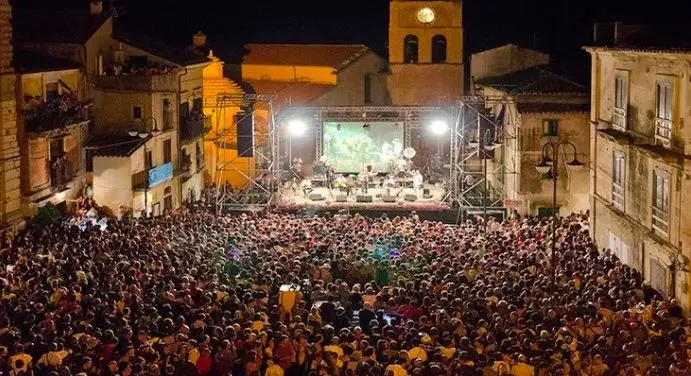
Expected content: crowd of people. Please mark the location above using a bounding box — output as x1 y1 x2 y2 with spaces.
0 208 688 376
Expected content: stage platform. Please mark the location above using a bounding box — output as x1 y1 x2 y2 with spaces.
276 183 450 212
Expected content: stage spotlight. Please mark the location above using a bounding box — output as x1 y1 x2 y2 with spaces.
429 119 449 135
288 119 307 136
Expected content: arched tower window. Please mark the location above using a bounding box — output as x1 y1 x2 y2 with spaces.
432 35 447 63
404 35 419 63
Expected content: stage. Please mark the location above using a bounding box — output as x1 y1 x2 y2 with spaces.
276 182 451 212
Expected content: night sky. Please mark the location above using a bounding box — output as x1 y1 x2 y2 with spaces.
14 0 691 83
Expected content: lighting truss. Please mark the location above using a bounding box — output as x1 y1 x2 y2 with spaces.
211 93 278 213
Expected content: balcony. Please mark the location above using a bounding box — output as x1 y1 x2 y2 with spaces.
91 72 180 92
654 118 672 146
24 95 88 134
180 111 211 141
132 169 149 191
612 107 627 132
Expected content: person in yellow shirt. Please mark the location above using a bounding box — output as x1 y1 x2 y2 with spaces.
407 338 427 363
510 354 535 376
265 358 285 376
9 344 32 372
385 359 409 376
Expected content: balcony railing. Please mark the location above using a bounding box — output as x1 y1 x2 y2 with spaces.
654 118 672 146
652 206 669 236
180 111 210 140
132 169 149 191
613 107 627 131
24 96 88 133
612 182 624 211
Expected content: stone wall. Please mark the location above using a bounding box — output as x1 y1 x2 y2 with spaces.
0 0 21 226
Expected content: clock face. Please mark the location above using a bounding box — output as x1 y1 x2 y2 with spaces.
416 8 435 24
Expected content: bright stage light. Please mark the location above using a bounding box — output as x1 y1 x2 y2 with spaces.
288 119 307 136
429 120 449 135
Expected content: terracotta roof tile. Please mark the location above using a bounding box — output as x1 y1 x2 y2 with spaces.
475 66 586 95
245 79 334 111
243 44 369 71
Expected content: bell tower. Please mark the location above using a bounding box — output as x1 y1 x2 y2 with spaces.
387 0 464 105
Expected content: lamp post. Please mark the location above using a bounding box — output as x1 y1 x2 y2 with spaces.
535 140 583 286
469 129 501 230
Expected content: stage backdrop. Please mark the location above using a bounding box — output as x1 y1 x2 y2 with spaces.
322 122 404 173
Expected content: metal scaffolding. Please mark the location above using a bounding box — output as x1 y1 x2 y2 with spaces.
450 97 517 222
211 93 278 213
213 99 515 219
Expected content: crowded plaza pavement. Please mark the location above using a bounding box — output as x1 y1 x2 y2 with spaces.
0 207 687 376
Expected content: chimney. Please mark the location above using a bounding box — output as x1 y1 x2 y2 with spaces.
193 31 207 48
90 0 103 15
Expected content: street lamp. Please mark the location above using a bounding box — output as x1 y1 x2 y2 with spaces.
469 129 502 229
535 140 583 286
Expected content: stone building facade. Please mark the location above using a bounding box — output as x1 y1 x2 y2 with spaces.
585 38 691 308
475 67 591 216
387 0 464 105
0 0 21 234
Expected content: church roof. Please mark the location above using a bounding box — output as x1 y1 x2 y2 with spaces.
475 66 587 96
245 80 334 110
13 9 111 44
242 44 370 71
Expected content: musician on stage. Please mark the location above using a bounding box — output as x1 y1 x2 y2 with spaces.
360 165 374 194
412 169 424 196
300 179 313 197
384 174 397 197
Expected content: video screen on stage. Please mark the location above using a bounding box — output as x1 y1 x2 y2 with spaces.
322 121 404 173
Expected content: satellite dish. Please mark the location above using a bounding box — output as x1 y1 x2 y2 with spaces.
403 147 416 159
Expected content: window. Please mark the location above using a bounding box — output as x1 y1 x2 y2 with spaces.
613 73 628 131
655 80 674 144
145 150 153 170
650 259 667 296
163 139 172 164
403 35 419 63
192 97 203 112
132 106 143 119
652 170 670 236
431 35 447 63
612 152 625 210
180 102 190 120
163 186 173 212
542 119 559 136
364 74 372 104
49 138 64 160
45 82 60 102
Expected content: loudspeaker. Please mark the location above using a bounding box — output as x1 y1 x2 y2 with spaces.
335 195 347 202
382 195 397 203
309 193 325 201
235 113 254 157
356 195 373 203
404 194 418 202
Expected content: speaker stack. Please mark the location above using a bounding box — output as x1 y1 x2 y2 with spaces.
308 193 325 201
356 195 373 203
